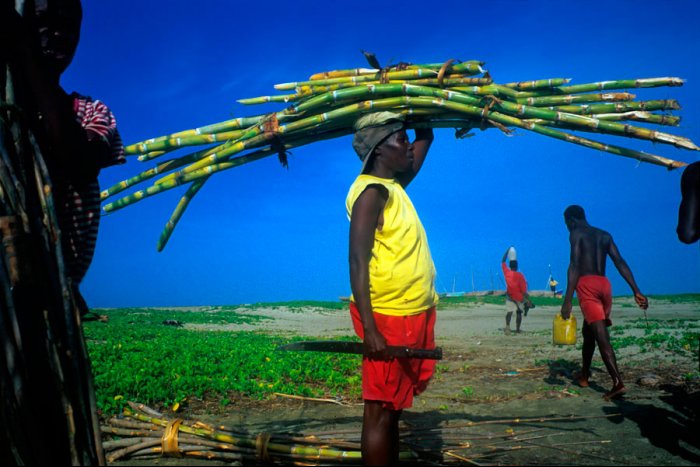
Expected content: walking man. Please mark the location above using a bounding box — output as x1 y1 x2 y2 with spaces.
501 247 533 334
560 205 649 400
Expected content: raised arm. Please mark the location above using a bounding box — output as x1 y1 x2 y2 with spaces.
349 186 388 358
677 161 700 244
607 238 648 310
396 128 433 188
501 247 511 264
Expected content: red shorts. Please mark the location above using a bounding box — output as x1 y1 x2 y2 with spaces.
576 275 613 326
349 303 436 411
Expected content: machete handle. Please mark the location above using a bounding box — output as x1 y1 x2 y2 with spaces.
386 346 443 360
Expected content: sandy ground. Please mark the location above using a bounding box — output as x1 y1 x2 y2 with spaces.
109 298 700 466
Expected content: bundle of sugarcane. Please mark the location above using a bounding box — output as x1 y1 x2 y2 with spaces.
101 401 413 464
102 401 622 464
102 54 699 250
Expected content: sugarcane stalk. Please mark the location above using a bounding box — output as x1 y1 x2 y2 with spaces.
124 116 264 156
106 439 161 462
156 177 208 252
517 92 636 106
504 78 571 90
548 99 680 115
102 437 160 450
307 60 485 80
527 111 680 126
275 67 445 90
101 147 214 200
238 77 494 105
125 129 246 157
103 128 351 211
514 76 685 98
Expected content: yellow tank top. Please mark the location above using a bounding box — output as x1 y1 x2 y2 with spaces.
346 175 439 316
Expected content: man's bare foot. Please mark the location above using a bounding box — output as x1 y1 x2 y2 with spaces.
573 371 589 387
603 383 626 401
505 327 511 335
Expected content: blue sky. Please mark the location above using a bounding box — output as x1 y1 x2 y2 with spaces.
63 0 700 307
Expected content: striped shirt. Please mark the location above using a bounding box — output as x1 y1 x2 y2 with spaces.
59 93 125 284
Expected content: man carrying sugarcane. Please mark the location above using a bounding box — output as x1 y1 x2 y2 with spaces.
560 205 649 401
347 111 437 465
501 247 534 334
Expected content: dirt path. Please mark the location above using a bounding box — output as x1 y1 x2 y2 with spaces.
110 298 700 466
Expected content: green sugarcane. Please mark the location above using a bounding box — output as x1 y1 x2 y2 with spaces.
157 177 208 251
238 77 494 106
504 78 571 90
514 77 684 98
125 130 246 157
126 83 690 191
306 60 485 80
274 67 451 90
526 111 680 126
101 147 213 200
124 116 264 156
517 92 637 106
103 127 355 213
294 83 694 149
109 60 697 252
150 84 691 187
547 99 680 115
113 92 675 215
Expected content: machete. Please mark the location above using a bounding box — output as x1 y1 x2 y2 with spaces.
276 341 442 360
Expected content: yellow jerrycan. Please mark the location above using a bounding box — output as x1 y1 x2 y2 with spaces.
552 313 577 345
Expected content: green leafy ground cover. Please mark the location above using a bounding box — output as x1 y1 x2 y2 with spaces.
84 307 361 415
86 295 698 416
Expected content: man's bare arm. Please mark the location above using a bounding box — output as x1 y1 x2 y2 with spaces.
561 233 581 318
396 128 433 188
607 239 648 309
349 186 388 357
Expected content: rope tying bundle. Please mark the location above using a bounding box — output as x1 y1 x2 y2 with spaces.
161 418 184 458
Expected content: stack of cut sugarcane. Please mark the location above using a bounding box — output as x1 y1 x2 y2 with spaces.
102 401 621 464
102 55 699 250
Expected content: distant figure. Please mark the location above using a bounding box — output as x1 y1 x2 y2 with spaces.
346 111 436 465
677 161 700 245
560 205 649 401
549 275 559 297
500 247 534 334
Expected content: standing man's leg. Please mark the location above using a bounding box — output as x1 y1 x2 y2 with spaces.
578 321 595 387
588 321 626 399
505 299 514 335
515 307 523 333
362 401 401 465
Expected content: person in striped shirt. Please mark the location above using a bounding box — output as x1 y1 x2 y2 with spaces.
5 0 125 319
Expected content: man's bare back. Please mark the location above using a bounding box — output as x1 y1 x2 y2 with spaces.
569 225 613 277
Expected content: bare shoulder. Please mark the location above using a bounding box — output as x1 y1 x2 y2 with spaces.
589 225 612 240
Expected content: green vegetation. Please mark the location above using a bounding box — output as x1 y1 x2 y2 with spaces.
437 295 572 309
242 300 348 311
647 293 700 304
610 318 699 357
84 307 360 415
